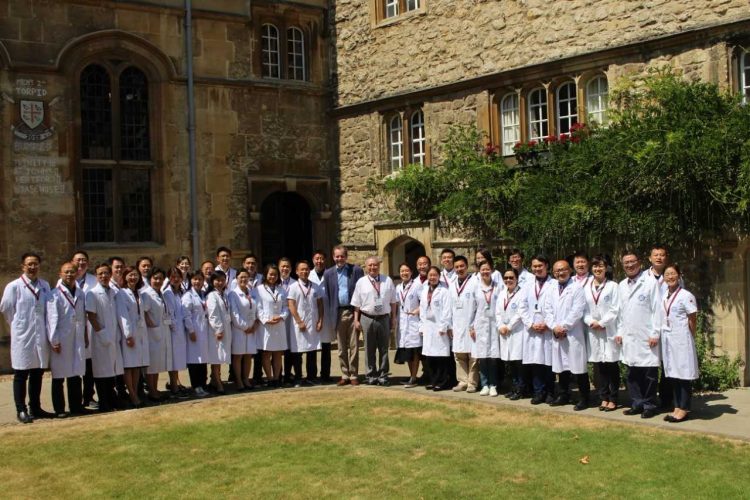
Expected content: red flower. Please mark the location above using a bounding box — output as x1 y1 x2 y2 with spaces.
528 140 537 147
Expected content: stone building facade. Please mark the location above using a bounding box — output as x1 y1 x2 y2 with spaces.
1 0 750 382
330 0 750 383
0 0 331 371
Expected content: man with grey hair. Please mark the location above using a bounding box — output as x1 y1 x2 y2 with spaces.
351 256 399 386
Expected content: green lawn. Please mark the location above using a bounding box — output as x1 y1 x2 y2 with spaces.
2 389 749 498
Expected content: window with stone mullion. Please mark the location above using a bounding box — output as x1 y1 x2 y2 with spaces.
389 115 404 172
500 93 520 156
586 75 609 125
527 87 548 142
262 24 280 79
410 110 425 165
287 27 306 81
556 81 578 136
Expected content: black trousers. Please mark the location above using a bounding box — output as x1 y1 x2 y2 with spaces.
627 366 659 411
425 356 451 389
94 377 117 412
305 350 318 380
283 350 299 382
506 360 523 392
52 376 83 414
321 342 332 379
253 350 265 383
187 363 207 389
83 358 96 404
520 363 533 395
13 368 44 413
288 352 303 382
557 371 591 400
670 378 692 410
659 363 674 409
596 362 620 402
529 363 553 396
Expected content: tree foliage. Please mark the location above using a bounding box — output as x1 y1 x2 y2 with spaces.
369 70 750 256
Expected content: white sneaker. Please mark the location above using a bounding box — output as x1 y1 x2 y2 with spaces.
489 386 498 397
479 386 490 396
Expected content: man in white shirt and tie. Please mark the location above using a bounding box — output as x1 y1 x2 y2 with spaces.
351 256 398 386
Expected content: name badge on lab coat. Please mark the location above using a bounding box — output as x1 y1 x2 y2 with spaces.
273 302 281 315
374 298 384 314
533 311 543 324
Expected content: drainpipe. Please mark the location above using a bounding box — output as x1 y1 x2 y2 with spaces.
184 0 200 267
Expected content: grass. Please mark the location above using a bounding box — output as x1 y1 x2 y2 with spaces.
1 388 750 499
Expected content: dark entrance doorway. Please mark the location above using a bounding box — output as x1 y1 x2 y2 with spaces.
260 192 313 268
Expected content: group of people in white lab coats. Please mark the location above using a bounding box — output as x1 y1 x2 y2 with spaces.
1 243 699 425
394 246 699 423
1 247 329 424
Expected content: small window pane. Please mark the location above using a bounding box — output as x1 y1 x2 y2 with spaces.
528 88 548 141
410 110 425 165
262 24 280 79
586 75 609 125
80 65 112 160
385 0 399 18
120 67 150 161
287 27 306 81
389 115 403 171
557 81 578 135
82 168 114 243
407 0 420 11
500 93 520 156
120 168 152 242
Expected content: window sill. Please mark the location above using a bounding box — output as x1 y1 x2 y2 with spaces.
374 8 425 29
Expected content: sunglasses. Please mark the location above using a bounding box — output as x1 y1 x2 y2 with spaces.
503 276 516 281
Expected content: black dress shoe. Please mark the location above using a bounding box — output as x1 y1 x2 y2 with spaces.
29 408 55 419
549 396 570 407
530 395 545 405
664 414 689 423
623 407 643 416
574 400 589 411
55 412 69 419
425 385 434 390
641 409 656 419
509 392 522 401
70 408 95 416
16 411 33 424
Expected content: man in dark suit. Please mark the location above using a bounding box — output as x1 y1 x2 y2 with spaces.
323 245 364 385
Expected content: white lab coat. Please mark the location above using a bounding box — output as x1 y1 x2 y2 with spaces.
584 279 621 363
470 281 502 359
85 283 124 378
256 284 288 351
310 269 335 343
419 284 451 357
287 280 323 353
618 272 661 367
46 284 86 378
521 277 554 366
280 278 297 351
517 268 534 289
544 280 587 374
1 276 50 370
229 287 258 355
397 280 422 349
573 274 592 288
472 270 503 287
496 285 526 361
141 287 173 374
115 287 149 368
660 288 699 380
206 290 232 364
164 287 188 371
77 273 97 360
182 288 209 364
447 275 478 354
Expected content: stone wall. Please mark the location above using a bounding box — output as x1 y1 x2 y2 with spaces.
0 1 330 372
332 0 749 106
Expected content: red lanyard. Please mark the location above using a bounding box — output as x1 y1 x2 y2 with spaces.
455 275 471 297
369 277 381 297
535 279 546 301
664 287 682 318
503 288 518 311
298 281 312 300
265 285 280 303
58 285 77 309
482 284 494 306
428 286 437 308
399 280 413 303
20 275 40 301
591 279 606 305
241 287 254 307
